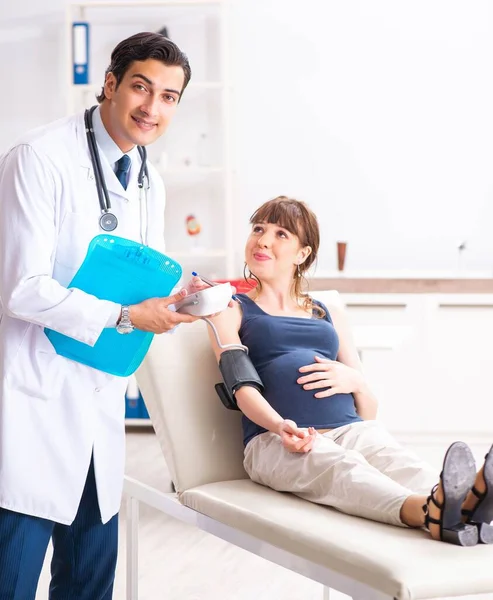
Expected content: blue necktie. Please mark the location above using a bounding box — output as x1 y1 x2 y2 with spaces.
115 154 131 190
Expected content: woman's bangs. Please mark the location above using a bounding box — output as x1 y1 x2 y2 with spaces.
251 202 302 236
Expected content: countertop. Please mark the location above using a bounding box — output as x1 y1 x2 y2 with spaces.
308 277 493 293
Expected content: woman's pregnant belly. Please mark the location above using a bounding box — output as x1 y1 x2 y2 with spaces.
259 350 361 428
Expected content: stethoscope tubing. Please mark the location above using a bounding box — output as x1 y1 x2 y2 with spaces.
85 106 112 214
84 105 149 215
137 146 147 189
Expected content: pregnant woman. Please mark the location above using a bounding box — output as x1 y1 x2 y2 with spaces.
207 195 493 546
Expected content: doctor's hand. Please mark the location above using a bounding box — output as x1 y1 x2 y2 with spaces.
297 356 365 398
278 420 316 453
186 276 237 309
129 290 200 333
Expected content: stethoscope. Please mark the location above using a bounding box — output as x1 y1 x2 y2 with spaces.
84 105 150 244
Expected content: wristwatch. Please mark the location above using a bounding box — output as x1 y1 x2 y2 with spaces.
116 305 134 335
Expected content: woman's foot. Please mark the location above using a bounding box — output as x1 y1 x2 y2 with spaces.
462 466 487 521
400 489 444 540
400 494 428 528
461 446 493 543
400 481 464 541
424 482 444 541
422 442 478 546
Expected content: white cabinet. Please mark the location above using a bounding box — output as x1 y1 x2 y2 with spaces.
66 0 234 279
337 293 493 438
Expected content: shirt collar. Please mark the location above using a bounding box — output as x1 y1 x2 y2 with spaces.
92 105 139 168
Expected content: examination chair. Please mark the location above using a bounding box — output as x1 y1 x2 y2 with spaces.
125 291 493 600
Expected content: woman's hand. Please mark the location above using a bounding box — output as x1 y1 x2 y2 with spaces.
277 420 316 453
297 356 365 398
186 276 237 308
185 275 209 293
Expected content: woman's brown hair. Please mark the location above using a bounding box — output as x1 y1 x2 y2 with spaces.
245 196 325 318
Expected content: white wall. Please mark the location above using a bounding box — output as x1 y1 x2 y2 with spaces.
2 0 493 275
0 5 66 146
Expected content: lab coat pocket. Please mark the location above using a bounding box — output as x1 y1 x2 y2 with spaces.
7 347 66 402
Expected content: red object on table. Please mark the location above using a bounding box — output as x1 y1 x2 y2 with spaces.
214 278 257 294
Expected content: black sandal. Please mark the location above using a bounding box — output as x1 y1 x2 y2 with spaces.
423 441 478 546
462 443 493 544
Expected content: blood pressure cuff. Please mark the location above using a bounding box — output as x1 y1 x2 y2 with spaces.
215 349 264 411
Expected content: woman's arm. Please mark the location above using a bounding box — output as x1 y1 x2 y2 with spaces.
207 305 285 432
327 302 379 420
207 305 316 451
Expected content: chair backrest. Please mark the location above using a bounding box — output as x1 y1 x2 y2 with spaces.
136 289 343 493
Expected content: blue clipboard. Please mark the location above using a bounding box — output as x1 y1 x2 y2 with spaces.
45 235 182 377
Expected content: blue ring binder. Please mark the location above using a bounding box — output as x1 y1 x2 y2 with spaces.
73 22 89 85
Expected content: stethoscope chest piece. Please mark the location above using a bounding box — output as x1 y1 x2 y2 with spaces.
99 212 118 232
85 105 149 241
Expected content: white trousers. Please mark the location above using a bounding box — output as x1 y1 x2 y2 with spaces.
243 420 438 527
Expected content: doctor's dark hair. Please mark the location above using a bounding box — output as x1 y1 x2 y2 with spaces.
96 32 191 103
246 196 325 318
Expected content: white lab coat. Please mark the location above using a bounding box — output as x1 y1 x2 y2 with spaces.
0 111 167 524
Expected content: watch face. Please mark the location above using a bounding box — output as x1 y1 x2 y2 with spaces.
117 323 134 334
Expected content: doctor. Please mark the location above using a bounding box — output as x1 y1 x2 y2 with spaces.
0 32 200 599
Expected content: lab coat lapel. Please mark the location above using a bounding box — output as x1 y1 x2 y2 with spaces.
76 111 92 171
75 112 101 197
126 146 143 192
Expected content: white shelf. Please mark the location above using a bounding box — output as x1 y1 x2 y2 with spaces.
70 81 224 92
167 249 227 259
186 82 225 90
125 419 153 427
163 166 223 174
311 269 493 279
72 1 223 7
158 166 224 188
161 166 223 176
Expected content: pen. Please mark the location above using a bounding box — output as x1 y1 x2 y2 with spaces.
192 272 241 302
